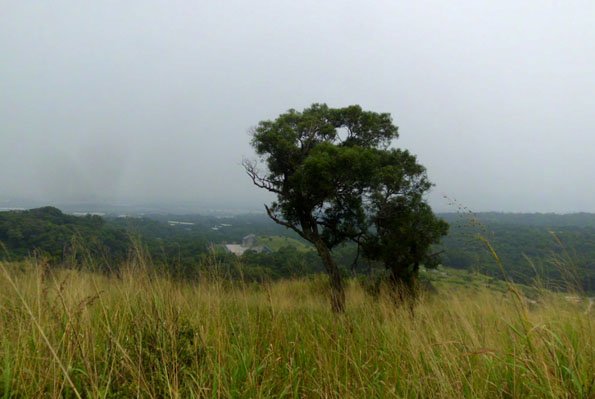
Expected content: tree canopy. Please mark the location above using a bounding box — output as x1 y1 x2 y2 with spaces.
246 104 447 311
0 207 129 267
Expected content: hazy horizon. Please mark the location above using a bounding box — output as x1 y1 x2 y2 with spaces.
2 1 594 213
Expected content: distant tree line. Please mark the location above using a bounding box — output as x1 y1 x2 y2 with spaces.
438 213 595 292
0 207 129 269
1 207 593 293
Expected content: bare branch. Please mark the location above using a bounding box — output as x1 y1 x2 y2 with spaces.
242 158 282 195
264 205 307 240
427 250 445 258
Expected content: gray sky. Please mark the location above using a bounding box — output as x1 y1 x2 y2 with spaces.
1 0 594 212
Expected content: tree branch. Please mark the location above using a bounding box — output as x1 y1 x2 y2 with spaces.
264 204 308 241
427 250 445 258
242 159 283 194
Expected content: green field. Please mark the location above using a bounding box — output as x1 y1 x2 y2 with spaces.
0 257 592 398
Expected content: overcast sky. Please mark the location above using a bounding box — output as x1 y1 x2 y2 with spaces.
1 0 594 213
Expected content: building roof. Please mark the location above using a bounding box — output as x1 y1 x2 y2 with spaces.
225 244 247 256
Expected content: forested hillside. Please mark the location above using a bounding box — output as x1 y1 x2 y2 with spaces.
0 207 129 266
439 212 595 291
0 208 324 280
1 208 594 291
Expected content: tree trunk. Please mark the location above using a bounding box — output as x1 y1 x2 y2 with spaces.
264 210 346 313
312 238 345 313
388 263 418 315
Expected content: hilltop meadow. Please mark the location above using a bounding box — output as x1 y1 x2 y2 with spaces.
3 2 595 397
0 252 593 398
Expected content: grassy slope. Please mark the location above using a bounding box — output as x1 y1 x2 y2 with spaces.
0 259 593 398
421 266 538 296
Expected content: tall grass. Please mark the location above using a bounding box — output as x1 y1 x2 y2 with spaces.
0 255 593 398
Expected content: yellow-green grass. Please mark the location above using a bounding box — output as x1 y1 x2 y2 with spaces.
0 259 592 398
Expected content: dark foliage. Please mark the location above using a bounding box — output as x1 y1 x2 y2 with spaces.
0 207 129 269
245 104 446 310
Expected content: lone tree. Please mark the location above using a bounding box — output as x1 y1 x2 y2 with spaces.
244 103 446 312
361 149 448 301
